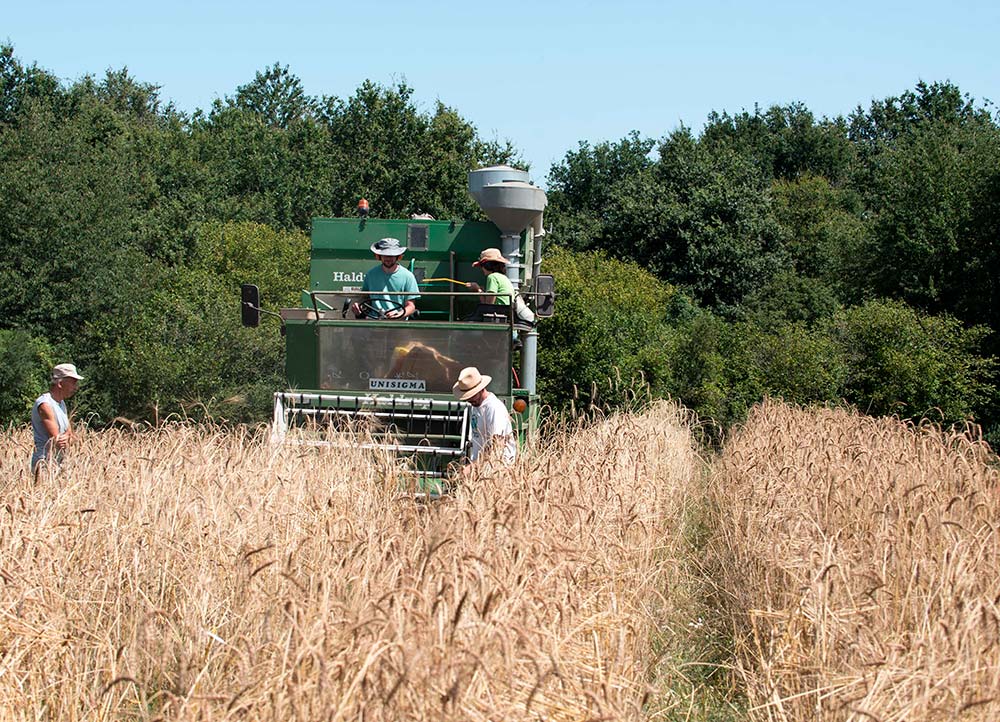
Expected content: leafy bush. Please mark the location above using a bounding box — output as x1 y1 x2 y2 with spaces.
538 246 681 411
87 268 285 424
667 311 730 427
832 299 996 423
192 220 309 309
665 302 994 435
725 321 847 414
741 270 841 329
0 329 54 424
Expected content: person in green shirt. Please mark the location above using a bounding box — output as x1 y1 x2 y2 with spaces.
467 247 537 327
468 247 515 305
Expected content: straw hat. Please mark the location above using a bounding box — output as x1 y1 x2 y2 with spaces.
452 367 491 401
472 248 509 267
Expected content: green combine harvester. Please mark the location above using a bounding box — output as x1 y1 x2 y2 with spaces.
241 166 554 493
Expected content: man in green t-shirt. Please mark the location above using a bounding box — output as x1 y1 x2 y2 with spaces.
351 238 420 319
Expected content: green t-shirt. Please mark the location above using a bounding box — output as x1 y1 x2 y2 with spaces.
484 272 515 305
362 265 420 315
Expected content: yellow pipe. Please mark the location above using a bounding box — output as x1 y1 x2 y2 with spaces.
420 277 471 287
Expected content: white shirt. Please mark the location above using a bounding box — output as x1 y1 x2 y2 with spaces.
31 392 69 470
469 392 517 463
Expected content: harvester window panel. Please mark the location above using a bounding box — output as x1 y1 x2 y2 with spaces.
318 326 511 396
407 224 429 251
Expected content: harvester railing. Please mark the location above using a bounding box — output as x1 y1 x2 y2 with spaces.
304 290 516 326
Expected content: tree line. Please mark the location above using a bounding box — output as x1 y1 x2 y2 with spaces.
542 83 1000 443
1 44 997 444
0 45 515 424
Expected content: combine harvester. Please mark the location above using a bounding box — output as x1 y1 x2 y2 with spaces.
241 166 554 493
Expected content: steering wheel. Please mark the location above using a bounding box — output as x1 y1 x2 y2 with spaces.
345 298 407 320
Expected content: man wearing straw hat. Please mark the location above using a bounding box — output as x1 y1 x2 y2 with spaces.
31 362 83 478
453 366 517 464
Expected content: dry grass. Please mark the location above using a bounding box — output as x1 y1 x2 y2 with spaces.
711 400 1000 722
1 401 701 721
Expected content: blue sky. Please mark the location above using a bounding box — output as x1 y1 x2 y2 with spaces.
5 0 998 186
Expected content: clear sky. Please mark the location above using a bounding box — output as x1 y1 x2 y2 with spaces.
5 0 998 186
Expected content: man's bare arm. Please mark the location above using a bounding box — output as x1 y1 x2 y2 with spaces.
37 403 69 449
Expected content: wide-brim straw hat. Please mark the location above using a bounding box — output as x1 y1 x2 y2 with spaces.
370 237 407 256
453 366 491 401
473 248 509 267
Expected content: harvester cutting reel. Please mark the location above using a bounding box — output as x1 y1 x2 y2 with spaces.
270 391 472 490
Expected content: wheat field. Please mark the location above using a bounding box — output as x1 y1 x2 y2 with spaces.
1 401 703 721
9 398 995 721
712 400 1000 722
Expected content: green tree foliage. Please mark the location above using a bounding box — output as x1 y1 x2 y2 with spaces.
90 267 285 423
0 44 61 125
0 46 520 425
702 102 854 184
548 131 656 215
618 129 787 313
233 62 318 128
538 246 680 411
1 42 998 440
0 70 164 345
322 82 518 219
545 131 656 251
549 128 786 314
670 303 993 433
770 175 864 282
193 103 331 230
192 221 309 308
739 176 864 325
0 330 54 424
77 223 307 423
852 100 1000 329
832 300 995 423
848 80 990 148
418 103 519 218
666 310 731 426
727 321 848 411
537 247 994 435
544 80 1000 437
659 313 849 434
741 271 841 329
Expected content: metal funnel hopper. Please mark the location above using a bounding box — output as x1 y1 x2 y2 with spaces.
468 165 529 199
469 166 547 236
476 181 547 236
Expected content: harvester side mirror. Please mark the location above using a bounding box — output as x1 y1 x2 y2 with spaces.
534 274 555 317
241 284 261 327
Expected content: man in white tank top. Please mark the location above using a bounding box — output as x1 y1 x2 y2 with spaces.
452 366 517 464
31 363 83 477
